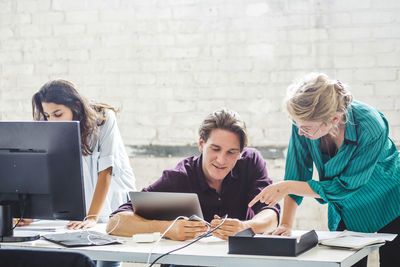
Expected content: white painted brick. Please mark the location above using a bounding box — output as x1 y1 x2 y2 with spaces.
18 25 52 37
315 13 352 27
0 51 22 63
103 60 141 73
334 56 375 68
0 14 31 26
358 96 395 111
120 73 156 85
158 126 197 145
352 12 396 25
326 0 371 10
288 28 329 42
136 87 174 99
0 1 12 14
138 34 175 46
87 23 121 34
86 0 120 9
196 100 227 113
373 26 400 38
134 7 172 19
353 41 395 54
165 100 197 113
3 64 34 75
66 11 98 24
377 53 400 67
35 62 68 75
355 69 397 81
247 43 274 58
245 3 270 17
157 73 193 86
16 74 48 88
217 59 253 71
143 60 177 72
329 27 371 40
52 0 88 11
383 111 400 127
32 12 64 24
373 81 400 96
349 82 374 97
161 47 201 59
371 0 400 9
0 28 13 40
53 24 86 36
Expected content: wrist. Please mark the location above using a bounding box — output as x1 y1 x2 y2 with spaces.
86 214 99 221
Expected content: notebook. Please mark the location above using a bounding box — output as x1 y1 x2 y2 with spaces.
129 191 204 220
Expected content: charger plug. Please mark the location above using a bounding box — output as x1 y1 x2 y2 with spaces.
131 232 161 243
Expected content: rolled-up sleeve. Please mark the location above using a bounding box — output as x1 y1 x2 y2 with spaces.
308 131 386 203
97 110 117 172
284 125 314 206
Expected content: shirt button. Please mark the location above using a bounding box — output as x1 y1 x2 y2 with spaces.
218 197 221 201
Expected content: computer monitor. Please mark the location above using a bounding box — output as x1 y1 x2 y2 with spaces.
0 121 86 242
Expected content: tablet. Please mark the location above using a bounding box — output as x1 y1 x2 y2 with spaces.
129 191 204 220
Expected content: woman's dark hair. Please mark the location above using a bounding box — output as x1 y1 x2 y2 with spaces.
32 80 118 156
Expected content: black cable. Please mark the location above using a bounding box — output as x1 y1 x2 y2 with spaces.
148 215 228 267
10 194 26 232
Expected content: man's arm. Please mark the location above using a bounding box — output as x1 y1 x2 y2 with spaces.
210 208 278 240
106 211 207 241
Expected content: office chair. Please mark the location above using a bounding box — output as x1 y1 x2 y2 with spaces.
0 248 96 267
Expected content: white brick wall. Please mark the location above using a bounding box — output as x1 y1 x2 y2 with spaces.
0 1 398 265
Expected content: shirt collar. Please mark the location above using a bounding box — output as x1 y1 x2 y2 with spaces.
344 104 358 145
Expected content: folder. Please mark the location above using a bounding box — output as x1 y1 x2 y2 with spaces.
228 228 318 257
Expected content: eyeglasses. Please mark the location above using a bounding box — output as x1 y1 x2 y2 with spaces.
290 119 324 137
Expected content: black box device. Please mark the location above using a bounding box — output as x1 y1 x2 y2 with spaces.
228 228 318 257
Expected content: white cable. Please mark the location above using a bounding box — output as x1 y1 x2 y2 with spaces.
146 215 187 264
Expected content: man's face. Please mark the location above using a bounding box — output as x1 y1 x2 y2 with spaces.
199 129 241 185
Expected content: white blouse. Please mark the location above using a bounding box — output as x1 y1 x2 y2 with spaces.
82 109 136 222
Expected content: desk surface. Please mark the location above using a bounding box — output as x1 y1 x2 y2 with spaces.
0 222 381 267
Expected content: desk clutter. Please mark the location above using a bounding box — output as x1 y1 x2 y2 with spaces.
42 231 121 247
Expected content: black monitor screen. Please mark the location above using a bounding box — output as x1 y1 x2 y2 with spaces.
0 121 86 240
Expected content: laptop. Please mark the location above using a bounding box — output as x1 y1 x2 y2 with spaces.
129 191 204 221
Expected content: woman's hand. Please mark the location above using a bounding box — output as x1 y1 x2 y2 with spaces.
266 224 292 236
67 217 98 230
248 181 289 208
14 218 34 226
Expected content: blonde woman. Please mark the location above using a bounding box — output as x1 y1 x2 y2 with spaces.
250 73 400 267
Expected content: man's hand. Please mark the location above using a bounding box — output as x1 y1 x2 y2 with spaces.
164 219 208 241
67 217 98 230
210 215 248 240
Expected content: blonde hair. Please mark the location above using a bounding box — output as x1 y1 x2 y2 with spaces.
285 73 353 134
199 108 248 152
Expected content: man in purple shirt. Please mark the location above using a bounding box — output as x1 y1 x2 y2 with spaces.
107 108 280 241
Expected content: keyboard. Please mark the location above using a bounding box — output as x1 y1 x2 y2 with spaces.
42 231 121 247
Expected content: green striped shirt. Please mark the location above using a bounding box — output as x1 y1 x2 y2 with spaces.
285 100 400 233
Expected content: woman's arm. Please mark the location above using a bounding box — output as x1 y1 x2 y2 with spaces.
67 167 112 229
269 195 298 236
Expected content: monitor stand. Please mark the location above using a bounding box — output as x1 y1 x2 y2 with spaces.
0 204 40 242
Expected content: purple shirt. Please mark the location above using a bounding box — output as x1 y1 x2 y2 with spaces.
113 148 280 222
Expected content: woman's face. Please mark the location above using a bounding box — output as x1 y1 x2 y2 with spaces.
292 119 331 140
41 102 74 121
